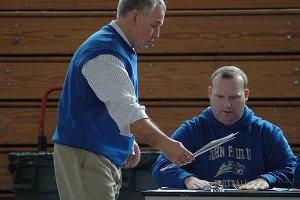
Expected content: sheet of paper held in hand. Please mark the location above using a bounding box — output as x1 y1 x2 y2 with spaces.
160 132 239 172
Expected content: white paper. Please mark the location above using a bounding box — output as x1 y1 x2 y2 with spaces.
160 132 238 172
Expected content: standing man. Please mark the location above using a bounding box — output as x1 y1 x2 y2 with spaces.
152 66 296 190
52 0 194 199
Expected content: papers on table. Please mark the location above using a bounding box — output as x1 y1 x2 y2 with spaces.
160 132 239 172
151 187 297 192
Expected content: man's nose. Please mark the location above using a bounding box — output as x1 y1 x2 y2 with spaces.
224 99 231 107
154 28 160 38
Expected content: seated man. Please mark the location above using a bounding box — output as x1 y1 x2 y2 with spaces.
152 66 296 190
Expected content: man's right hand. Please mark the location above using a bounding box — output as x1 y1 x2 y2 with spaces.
131 118 194 166
161 138 194 166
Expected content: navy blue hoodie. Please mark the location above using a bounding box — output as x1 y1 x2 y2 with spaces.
152 106 296 188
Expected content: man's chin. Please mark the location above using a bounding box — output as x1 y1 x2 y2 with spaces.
137 45 148 50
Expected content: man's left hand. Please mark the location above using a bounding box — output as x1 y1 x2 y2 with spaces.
236 178 269 190
122 140 141 169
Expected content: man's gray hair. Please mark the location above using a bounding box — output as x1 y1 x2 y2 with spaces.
211 66 248 89
117 0 166 18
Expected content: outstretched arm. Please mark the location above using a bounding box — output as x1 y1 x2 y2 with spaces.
131 118 195 167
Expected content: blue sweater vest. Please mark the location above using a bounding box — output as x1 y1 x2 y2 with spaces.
52 24 137 167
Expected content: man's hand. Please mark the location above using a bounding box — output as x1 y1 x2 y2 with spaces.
236 178 269 190
184 176 210 190
161 139 195 166
122 140 140 169
130 118 194 166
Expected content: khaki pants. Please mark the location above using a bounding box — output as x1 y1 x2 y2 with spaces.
53 143 122 200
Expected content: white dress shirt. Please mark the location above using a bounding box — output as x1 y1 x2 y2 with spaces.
81 21 148 136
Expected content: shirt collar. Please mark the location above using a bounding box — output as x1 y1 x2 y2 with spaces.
110 20 131 47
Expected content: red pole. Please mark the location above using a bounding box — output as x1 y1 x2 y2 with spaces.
38 86 63 151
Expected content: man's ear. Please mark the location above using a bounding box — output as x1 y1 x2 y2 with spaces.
244 89 250 100
131 10 138 24
208 86 212 98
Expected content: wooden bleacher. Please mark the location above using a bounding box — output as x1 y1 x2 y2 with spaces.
0 0 300 198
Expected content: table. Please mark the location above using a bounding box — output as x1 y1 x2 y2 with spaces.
142 188 300 200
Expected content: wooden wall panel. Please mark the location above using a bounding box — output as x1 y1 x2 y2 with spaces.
1 56 299 99
0 61 67 99
1 102 299 146
159 11 300 54
0 0 299 10
1 10 299 55
0 107 57 145
139 60 300 99
0 14 112 55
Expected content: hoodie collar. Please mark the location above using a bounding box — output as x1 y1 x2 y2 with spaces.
201 105 258 129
